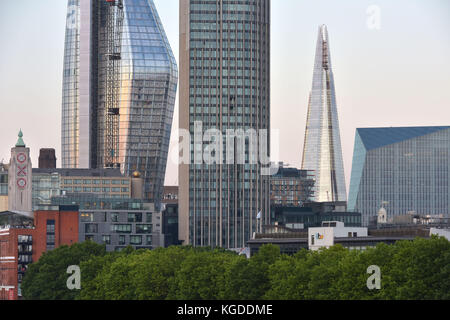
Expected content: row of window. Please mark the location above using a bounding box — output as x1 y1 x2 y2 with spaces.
85 234 152 246
63 179 129 185
84 224 153 235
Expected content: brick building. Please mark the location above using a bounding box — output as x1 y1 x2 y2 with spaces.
0 206 79 300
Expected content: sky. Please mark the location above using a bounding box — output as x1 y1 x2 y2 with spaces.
0 0 449 192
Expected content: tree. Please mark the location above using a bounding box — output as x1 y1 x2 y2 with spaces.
21 241 106 300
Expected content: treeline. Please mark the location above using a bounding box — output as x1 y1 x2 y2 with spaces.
22 236 450 300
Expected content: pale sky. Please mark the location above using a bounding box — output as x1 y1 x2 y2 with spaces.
0 0 449 193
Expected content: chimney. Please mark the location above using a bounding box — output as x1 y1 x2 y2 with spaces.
38 149 57 169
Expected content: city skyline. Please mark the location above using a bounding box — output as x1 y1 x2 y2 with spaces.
1 0 450 196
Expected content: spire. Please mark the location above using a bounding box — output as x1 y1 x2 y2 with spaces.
16 129 26 147
301 25 347 202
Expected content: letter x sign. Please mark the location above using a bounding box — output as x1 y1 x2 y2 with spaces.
18 165 27 176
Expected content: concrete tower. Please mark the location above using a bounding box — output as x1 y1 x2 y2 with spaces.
8 130 33 215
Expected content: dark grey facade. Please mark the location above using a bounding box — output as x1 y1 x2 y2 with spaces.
179 0 271 249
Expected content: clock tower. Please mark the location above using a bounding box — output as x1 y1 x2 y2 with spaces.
8 130 33 215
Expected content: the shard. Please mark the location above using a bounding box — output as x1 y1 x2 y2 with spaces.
301 25 347 203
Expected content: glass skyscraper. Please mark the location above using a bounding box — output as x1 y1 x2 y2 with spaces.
348 126 450 226
61 0 178 207
301 25 346 203
179 0 271 248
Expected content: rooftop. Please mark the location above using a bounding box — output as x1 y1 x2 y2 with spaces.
357 126 450 151
32 168 124 177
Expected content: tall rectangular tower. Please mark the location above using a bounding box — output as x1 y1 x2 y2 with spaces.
179 0 271 249
61 0 178 207
301 25 347 203
8 131 33 215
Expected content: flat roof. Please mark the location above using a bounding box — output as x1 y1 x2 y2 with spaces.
32 168 124 177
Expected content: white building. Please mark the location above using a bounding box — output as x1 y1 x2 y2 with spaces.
430 228 450 241
308 221 368 251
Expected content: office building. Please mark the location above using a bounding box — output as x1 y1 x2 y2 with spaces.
179 0 271 248
61 0 178 207
270 164 315 207
301 25 346 203
348 126 450 226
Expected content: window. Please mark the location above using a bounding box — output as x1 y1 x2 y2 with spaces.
136 224 152 234
146 236 152 246
130 235 142 245
353 232 358 237
46 234 55 245
111 224 132 233
102 235 111 245
111 213 120 222
311 235 315 245
119 235 126 245
47 220 55 233
85 224 98 234
128 213 142 223
348 232 352 237
81 213 94 222
85 235 94 241
146 213 152 222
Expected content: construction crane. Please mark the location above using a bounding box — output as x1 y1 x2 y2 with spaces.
104 0 124 168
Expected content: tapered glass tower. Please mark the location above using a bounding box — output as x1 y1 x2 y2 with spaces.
301 25 346 203
61 0 178 207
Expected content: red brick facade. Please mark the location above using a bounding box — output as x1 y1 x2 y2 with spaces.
0 209 78 300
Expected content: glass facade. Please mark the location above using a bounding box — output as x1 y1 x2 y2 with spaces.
32 172 61 210
348 127 450 226
181 0 271 248
301 25 346 203
61 0 178 208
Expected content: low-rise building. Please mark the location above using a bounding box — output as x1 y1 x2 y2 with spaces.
247 222 445 256
271 202 361 229
270 165 315 207
308 221 368 251
48 195 164 250
32 168 144 210
0 207 79 300
0 164 7 211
